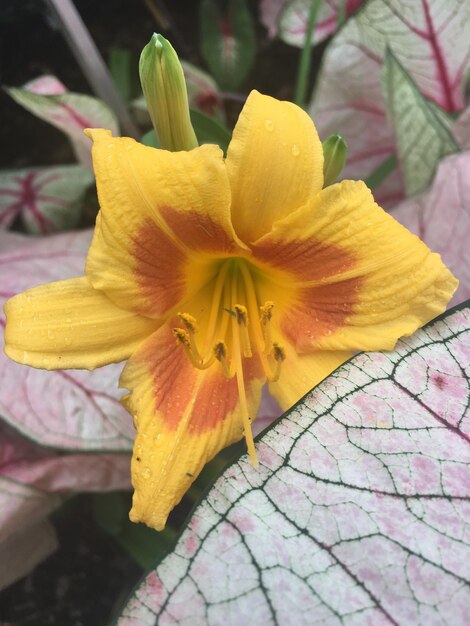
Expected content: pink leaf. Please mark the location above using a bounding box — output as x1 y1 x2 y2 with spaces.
310 0 470 206
0 229 134 451
23 75 68 96
452 105 470 149
392 152 470 306
117 303 470 625
0 422 130 590
0 165 93 234
260 0 364 45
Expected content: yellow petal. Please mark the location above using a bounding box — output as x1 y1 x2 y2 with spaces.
120 322 265 530
268 341 351 411
253 180 458 353
4 276 158 369
84 130 245 318
226 90 324 243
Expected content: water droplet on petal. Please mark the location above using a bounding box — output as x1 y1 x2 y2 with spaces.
265 119 274 132
291 144 300 156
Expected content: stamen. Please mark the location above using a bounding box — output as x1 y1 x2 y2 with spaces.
178 312 202 361
173 327 190 348
234 304 252 357
270 342 285 382
231 273 258 466
178 312 198 334
214 341 233 378
173 327 214 370
260 301 274 354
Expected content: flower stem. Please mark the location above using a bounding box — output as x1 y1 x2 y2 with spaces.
293 0 323 108
365 154 398 190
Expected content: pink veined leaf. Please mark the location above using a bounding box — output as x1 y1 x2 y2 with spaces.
0 165 93 234
310 0 470 206
392 151 470 307
5 75 119 170
260 0 364 44
0 420 131 589
117 302 470 626
182 61 225 121
0 229 134 451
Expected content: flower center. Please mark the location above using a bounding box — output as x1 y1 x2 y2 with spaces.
173 258 285 465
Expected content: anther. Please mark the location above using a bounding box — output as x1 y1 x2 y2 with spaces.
234 304 252 357
270 342 286 382
214 341 232 378
273 342 286 362
234 304 248 325
178 312 198 334
260 301 274 323
260 301 274 354
173 327 191 348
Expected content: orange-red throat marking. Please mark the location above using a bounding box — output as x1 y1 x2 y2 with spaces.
172 259 286 465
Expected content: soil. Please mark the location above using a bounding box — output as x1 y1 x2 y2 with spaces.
0 1 326 624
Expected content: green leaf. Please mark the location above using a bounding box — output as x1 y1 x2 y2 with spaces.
381 48 459 196
92 491 176 569
200 0 256 90
109 47 133 102
140 129 160 148
189 108 231 152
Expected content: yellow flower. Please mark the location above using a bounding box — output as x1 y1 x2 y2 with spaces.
4 91 457 530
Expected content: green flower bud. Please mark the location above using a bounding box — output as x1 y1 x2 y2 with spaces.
139 34 198 151
322 134 348 187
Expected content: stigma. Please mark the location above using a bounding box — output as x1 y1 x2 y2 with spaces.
172 259 286 465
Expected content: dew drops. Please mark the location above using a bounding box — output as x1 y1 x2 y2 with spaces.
291 144 300 156
264 119 274 132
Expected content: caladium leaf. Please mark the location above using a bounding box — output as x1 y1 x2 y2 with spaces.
0 165 93 234
6 76 119 169
0 421 130 589
200 0 256 91
23 74 67 96
0 229 134 451
277 0 364 46
381 50 458 196
117 302 470 625
260 0 364 44
182 61 225 121
310 0 470 206
452 105 470 149
392 152 470 306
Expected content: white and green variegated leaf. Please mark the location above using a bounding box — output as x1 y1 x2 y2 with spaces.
117 303 470 625
0 165 93 234
310 0 470 206
381 50 459 196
